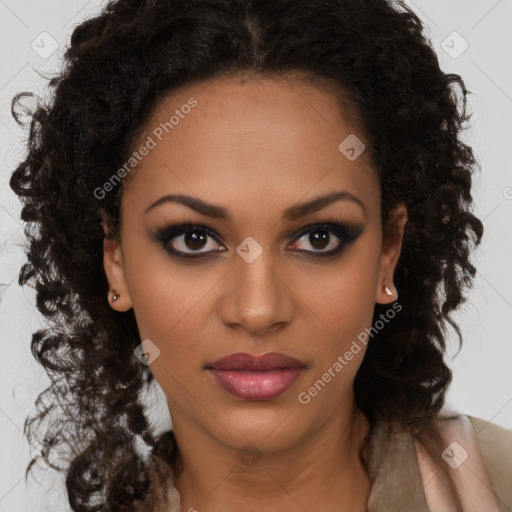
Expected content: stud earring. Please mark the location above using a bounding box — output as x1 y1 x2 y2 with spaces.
384 285 393 297
110 289 120 303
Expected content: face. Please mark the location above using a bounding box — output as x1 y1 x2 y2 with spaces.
103 74 407 455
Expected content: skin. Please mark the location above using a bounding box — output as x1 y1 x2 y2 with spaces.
102 73 407 512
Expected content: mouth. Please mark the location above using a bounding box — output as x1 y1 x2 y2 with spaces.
205 352 306 400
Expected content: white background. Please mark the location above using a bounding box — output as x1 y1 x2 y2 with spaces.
1 1 511 510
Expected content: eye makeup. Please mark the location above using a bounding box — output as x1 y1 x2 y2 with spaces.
149 218 364 261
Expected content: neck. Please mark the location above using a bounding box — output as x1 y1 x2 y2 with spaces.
171 397 372 512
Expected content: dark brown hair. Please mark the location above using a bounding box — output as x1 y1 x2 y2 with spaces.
9 0 483 510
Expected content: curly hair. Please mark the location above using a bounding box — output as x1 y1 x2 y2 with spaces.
9 0 483 510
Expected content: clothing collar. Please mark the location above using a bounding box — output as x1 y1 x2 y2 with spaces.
366 420 430 511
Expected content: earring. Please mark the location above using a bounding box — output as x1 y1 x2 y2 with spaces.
384 285 393 297
110 289 120 303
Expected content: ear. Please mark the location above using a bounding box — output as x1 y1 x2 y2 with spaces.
100 209 133 312
375 203 408 305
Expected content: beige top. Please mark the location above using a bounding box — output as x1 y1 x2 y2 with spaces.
154 414 512 512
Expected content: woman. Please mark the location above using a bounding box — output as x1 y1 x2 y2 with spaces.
9 0 511 511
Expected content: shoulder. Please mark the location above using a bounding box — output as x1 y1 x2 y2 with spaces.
434 412 512 511
467 415 512 510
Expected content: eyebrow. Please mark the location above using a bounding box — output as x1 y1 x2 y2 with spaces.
144 190 366 221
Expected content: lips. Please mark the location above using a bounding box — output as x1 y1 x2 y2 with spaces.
206 352 305 371
205 352 305 400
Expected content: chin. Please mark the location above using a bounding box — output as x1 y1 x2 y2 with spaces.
207 405 309 452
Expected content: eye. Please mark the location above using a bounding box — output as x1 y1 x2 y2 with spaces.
287 222 362 257
152 222 225 259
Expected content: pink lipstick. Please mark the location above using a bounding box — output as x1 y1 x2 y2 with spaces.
206 352 305 400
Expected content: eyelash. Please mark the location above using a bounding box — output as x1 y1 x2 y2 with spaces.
151 220 363 260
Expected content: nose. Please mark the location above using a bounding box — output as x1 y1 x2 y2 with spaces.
219 250 294 337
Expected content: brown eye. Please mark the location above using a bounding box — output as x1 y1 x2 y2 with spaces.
289 228 340 252
165 227 223 255
152 222 225 258
181 230 209 251
287 222 363 257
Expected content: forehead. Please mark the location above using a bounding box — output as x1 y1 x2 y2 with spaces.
121 74 379 221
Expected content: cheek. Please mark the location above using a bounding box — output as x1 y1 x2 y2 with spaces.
292 253 380 394
295 254 379 343
123 238 187 332
295 271 375 409
129 274 211 355
317 271 376 338
127 263 213 406
122 243 222 367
